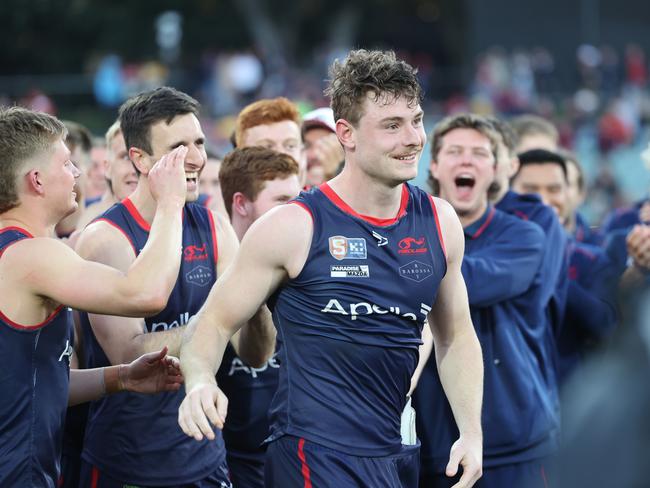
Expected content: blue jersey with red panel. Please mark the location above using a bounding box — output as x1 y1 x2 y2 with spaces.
558 240 618 383
266 182 447 457
80 199 226 485
0 227 74 488
414 207 559 474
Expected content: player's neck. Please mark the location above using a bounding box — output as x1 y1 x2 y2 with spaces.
0 207 55 237
126 183 158 224
231 215 250 242
327 169 404 220
458 201 489 228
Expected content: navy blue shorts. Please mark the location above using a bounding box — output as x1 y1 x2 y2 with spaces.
78 459 232 488
58 445 82 488
227 450 265 488
265 435 419 488
419 458 550 488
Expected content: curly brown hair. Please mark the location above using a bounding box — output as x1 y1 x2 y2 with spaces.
325 49 423 127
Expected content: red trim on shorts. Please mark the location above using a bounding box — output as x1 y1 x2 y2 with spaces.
472 207 496 239
207 210 219 266
94 218 138 256
297 438 312 488
290 201 314 221
319 182 409 227
0 304 64 331
541 464 549 488
122 198 151 232
91 466 99 488
0 226 34 237
428 195 447 259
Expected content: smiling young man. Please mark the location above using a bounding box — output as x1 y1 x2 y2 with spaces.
178 50 484 488
416 113 556 488
75 87 273 488
0 106 188 487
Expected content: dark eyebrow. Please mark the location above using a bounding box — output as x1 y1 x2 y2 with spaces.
380 110 424 124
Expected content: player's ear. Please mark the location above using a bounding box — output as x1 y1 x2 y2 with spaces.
232 192 250 218
335 119 355 151
25 169 45 195
129 147 151 175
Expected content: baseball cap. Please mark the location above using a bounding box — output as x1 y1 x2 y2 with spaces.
302 107 336 136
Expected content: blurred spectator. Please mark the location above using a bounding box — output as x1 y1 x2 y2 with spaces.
301 107 344 186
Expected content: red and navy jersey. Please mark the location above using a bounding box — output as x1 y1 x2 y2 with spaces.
0 228 73 487
80 199 226 485
266 182 447 457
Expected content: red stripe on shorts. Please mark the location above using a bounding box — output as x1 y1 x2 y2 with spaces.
297 438 313 488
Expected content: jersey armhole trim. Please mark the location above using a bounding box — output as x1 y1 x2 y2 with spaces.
94 218 138 256
290 201 314 222
0 226 34 237
207 210 219 265
0 231 31 259
0 304 65 330
429 196 447 259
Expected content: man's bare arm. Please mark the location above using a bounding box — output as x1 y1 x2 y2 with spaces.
213 210 276 368
429 198 483 488
68 347 182 406
178 204 312 440
0 149 187 329
76 220 187 364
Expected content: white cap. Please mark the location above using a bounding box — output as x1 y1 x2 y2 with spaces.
302 107 336 134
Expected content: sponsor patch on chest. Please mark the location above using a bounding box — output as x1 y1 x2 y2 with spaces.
330 264 370 278
328 236 367 260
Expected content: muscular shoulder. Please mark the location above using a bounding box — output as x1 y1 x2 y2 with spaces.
0 236 77 287
241 202 314 277
75 219 136 264
430 197 464 265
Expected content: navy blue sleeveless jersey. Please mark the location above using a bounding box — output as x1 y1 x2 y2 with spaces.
80 198 226 485
0 227 74 487
266 183 447 457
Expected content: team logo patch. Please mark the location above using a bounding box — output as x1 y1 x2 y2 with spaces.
328 236 367 260
186 265 213 287
398 236 428 255
330 264 370 278
184 243 208 262
399 260 433 282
